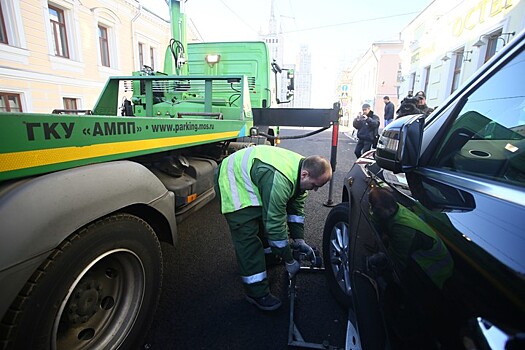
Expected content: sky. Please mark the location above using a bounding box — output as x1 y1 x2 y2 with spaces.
145 0 434 107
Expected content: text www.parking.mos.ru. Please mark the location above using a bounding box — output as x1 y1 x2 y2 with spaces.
151 122 215 133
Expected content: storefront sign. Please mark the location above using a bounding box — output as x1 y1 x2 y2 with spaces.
451 0 514 37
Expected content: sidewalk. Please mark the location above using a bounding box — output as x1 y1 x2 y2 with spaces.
339 124 356 141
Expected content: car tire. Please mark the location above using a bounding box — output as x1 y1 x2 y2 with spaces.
323 202 353 308
0 213 163 350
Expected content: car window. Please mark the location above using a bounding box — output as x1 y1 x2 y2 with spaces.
430 47 525 188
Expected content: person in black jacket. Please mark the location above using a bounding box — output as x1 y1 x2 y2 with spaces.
353 103 380 158
414 91 434 115
383 96 395 126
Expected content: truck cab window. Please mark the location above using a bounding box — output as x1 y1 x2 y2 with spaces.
431 48 525 188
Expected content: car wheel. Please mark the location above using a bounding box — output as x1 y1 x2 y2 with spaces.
323 202 353 307
0 213 163 350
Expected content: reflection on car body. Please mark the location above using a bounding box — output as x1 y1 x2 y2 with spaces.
323 29 525 350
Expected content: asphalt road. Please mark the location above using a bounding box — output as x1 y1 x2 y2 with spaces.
144 126 357 350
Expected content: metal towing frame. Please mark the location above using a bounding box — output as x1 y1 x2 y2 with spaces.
288 264 338 349
287 262 362 350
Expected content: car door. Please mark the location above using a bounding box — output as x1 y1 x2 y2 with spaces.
356 167 453 349
356 40 525 350
399 41 525 349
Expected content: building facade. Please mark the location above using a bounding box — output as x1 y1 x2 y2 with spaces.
0 0 200 114
259 0 313 108
260 0 286 105
399 0 525 110
294 44 312 108
345 41 403 126
344 0 525 129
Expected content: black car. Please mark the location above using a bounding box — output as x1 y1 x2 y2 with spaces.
323 30 525 349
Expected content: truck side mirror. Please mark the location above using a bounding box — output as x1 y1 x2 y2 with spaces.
287 69 295 91
375 114 425 173
271 61 282 74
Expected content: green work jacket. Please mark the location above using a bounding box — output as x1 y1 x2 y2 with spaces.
218 145 307 254
376 205 454 289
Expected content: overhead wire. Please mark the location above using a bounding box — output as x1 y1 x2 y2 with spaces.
218 0 258 34
282 11 421 34
212 2 423 36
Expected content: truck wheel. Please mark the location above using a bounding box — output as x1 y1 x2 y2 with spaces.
323 202 353 307
0 213 163 350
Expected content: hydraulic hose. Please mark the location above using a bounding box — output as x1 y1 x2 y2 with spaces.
259 126 330 140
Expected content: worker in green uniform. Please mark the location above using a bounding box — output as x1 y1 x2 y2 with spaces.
216 145 332 311
368 187 453 289
368 187 460 347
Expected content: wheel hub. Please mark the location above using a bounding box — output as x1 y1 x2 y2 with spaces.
66 280 103 324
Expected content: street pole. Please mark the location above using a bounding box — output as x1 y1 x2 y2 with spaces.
324 120 339 207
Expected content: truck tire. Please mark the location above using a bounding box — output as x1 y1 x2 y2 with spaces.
0 213 163 350
323 202 353 308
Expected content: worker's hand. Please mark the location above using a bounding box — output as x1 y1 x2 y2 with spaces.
285 259 300 279
291 239 315 260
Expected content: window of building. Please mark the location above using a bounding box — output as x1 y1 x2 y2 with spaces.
45 1 82 67
431 46 525 188
0 2 8 44
0 1 28 63
0 92 23 112
484 29 503 63
150 47 155 70
138 42 144 68
409 72 416 93
92 8 118 70
450 49 464 94
63 97 78 113
49 5 69 58
422 65 431 95
98 24 110 67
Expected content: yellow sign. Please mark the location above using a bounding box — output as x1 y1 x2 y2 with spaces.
451 0 514 37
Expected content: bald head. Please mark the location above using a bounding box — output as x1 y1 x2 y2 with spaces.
300 156 332 191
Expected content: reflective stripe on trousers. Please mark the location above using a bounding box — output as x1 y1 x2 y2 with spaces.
241 271 267 284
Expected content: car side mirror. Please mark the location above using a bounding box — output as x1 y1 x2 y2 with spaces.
375 114 425 173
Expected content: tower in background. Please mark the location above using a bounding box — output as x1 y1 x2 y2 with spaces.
294 44 312 107
259 0 312 108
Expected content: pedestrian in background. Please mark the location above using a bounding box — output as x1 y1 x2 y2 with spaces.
353 103 380 158
383 96 395 126
215 145 332 311
414 91 434 115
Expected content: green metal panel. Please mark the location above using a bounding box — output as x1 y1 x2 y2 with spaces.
0 74 254 181
187 42 272 108
0 113 250 181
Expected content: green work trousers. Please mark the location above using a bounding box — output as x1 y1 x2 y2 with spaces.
224 206 270 298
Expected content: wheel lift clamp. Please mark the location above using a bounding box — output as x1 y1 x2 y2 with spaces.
288 264 341 349
288 250 361 350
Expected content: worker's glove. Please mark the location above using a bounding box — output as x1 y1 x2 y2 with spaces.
285 259 301 280
291 239 315 260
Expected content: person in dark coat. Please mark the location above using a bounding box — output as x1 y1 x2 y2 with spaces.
396 98 422 118
353 103 380 158
383 96 395 126
414 91 434 115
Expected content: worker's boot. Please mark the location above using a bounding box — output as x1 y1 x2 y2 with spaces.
245 293 282 311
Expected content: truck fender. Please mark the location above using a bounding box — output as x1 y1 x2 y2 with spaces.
0 160 177 272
